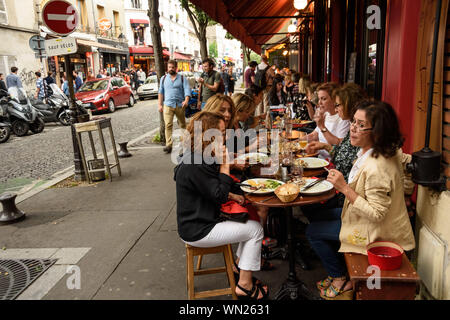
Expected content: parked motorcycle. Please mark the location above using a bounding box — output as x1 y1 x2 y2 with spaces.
31 83 71 126
0 97 11 143
0 87 45 137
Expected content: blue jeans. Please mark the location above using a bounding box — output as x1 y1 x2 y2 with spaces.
305 208 346 278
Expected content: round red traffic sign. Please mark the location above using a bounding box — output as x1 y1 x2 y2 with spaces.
42 0 79 36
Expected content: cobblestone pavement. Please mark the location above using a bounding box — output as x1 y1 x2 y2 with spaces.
0 98 160 193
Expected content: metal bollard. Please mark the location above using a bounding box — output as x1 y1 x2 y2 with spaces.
118 142 132 158
0 193 26 224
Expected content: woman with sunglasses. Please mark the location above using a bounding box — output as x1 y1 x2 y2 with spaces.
305 100 415 300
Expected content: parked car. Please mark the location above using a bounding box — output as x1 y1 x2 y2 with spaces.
136 75 158 100
75 77 135 113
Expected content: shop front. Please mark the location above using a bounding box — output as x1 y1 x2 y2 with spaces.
97 38 129 75
173 52 193 72
129 46 170 74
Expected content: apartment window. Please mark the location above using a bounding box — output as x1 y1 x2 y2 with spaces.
131 0 141 9
113 11 120 38
77 0 88 31
97 5 105 19
0 0 8 25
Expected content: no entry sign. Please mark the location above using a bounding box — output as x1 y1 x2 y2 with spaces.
42 0 79 36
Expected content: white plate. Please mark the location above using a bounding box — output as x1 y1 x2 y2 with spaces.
299 178 334 196
299 157 330 169
240 178 285 195
235 153 269 165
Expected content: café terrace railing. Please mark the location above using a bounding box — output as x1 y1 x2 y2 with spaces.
95 26 127 43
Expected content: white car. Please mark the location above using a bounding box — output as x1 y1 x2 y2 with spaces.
137 75 158 100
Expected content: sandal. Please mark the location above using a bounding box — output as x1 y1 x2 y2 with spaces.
316 276 334 291
316 276 346 291
320 280 353 300
236 282 269 300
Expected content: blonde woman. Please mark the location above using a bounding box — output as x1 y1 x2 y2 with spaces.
202 93 236 129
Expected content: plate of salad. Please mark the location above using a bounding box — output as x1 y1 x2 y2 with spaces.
240 178 285 195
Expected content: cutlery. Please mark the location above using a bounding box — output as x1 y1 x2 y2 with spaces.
245 186 264 196
301 178 326 191
236 183 254 188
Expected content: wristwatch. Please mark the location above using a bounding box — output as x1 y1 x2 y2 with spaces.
321 127 328 133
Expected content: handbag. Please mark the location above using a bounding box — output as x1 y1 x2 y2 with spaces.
219 201 249 223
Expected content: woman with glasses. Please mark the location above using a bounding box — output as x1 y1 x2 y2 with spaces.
305 100 415 300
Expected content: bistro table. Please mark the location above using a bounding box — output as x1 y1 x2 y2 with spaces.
245 186 335 300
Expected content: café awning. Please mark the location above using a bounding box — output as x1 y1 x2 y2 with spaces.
173 52 192 60
189 0 298 54
130 19 150 27
129 46 170 57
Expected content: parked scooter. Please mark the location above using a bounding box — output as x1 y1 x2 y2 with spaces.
0 87 45 137
31 83 71 126
185 89 200 119
0 96 11 143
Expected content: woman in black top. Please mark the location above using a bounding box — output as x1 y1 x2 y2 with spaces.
174 111 268 300
268 76 287 106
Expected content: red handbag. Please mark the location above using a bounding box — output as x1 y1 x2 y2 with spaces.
219 201 249 223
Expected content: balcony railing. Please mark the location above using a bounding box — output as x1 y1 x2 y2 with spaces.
95 26 127 42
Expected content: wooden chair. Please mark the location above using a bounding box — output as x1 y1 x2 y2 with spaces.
344 252 420 300
185 244 237 300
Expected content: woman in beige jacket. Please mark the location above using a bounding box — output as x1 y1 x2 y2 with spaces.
306 100 415 300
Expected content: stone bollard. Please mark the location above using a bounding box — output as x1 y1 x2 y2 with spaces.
118 142 132 158
0 193 26 224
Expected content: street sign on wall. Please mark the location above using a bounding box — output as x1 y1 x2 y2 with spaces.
98 18 112 31
42 0 79 36
29 35 46 53
45 37 78 56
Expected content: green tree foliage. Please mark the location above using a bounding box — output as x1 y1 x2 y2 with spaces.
209 41 218 58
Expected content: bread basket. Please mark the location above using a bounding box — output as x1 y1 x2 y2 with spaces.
275 183 300 203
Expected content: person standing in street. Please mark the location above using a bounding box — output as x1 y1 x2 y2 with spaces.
0 73 7 97
35 71 45 101
158 60 191 154
227 66 236 97
244 61 257 88
220 65 230 96
73 71 83 92
138 68 146 86
197 58 222 109
6 67 23 89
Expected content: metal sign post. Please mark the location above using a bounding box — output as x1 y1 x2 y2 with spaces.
42 0 86 181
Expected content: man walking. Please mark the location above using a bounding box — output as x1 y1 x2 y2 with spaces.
197 58 221 109
35 71 46 101
73 71 83 92
244 61 258 88
158 60 191 154
6 67 23 89
137 68 146 86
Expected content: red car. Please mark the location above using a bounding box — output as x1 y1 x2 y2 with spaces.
75 77 135 113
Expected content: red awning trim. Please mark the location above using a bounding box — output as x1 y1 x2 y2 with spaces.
130 19 150 25
129 46 170 57
189 0 297 54
173 52 192 60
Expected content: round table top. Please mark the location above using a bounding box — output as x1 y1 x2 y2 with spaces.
245 189 336 208
249 165 326 179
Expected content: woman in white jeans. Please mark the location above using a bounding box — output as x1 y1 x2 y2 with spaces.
174 111 269 300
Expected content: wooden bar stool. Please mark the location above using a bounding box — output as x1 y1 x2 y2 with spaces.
185 244 237 300
74 118 121 184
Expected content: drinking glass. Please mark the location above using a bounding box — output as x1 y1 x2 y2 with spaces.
291 160 304 178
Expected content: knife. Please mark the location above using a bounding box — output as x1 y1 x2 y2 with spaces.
301 178 326 191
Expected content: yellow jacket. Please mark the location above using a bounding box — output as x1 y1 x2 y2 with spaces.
339 150 416 255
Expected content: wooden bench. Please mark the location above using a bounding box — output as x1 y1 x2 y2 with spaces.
344 252 420 300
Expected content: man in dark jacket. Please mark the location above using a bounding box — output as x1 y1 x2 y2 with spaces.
0 73 7 97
